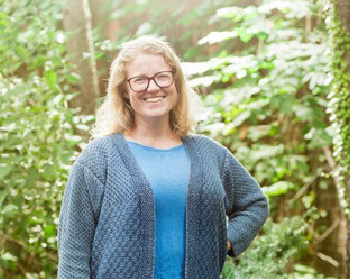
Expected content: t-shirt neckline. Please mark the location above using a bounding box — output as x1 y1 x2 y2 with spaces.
126 140 184 152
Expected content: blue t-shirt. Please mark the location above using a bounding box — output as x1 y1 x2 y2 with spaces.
127 141 189 279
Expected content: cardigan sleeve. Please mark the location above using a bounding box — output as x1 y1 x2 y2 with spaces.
221 148 269 258
57 161 102 278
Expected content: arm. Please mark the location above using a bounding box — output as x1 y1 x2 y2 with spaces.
57 161 102 278
221 149 269 257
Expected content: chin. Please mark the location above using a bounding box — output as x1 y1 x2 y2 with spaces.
139 108 171 119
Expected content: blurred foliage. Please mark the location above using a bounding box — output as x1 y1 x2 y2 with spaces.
92 0 233 61
221 215 325 279
0 0 87 277
184 0 338 277
189 0 333 219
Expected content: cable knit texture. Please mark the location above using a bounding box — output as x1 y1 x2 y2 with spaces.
58 134 269 279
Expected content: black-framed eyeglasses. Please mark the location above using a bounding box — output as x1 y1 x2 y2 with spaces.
127 71 175 92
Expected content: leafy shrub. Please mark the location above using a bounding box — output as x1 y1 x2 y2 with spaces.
221 216 324 279
0 0 86 277
0 75 80 278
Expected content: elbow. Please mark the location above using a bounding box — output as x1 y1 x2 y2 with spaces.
259 195 269 226
252 194 269 227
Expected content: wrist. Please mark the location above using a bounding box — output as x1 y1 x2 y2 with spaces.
227 241 232 252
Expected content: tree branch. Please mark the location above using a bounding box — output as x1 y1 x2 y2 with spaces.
288 174 319 206
317 252 340 267
314 217 340 244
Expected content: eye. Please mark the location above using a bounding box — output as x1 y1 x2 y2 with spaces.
133 77 147 84
156 73 172 80
157 75 168 80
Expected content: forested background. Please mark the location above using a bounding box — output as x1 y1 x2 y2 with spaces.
1 0 350 278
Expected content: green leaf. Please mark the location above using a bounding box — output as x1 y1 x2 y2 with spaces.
306 129 333 148
270 94 294 115
44 69 57 89
231 111 251 127
0 165 12 180
251 144 285 161
0 190 9 207
198 31 238 45
319 180 328 190
263 181 294 197
95 51 104 60
16 45 29 60
2 204 19 218
44 224 56 238
301 195 314 209
0 13 9 26
1 252 18 262
239 32 253 43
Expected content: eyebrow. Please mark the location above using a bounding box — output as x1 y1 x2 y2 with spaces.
130 70 172 77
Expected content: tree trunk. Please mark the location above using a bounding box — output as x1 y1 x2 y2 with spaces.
89 0 119 96
63 0 100 115
329 0 350 277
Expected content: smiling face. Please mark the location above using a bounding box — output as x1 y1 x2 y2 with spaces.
125 53 178 125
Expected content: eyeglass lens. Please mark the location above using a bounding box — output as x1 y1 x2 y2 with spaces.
128 71 174 92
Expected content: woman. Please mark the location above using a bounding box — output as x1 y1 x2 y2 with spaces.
57 36 269 279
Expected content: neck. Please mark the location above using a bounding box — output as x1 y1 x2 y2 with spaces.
124 115 181 148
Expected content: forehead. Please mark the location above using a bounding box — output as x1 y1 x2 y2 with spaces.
127 53 170 77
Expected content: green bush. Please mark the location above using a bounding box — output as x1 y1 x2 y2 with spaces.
0 75 80 278
221 216 324 279
0 0 85 277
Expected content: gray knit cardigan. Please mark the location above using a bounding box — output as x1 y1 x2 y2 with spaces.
57 133 269 279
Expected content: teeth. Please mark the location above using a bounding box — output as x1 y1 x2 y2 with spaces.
145 97 164 102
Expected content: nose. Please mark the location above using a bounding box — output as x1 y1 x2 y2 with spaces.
147 78 160 91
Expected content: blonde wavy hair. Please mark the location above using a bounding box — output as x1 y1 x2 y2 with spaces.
92 36 200 139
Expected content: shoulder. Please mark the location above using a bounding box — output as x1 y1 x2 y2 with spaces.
184 134 231 163
77 135 117 162
185 134 229 155
74 134 124 182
